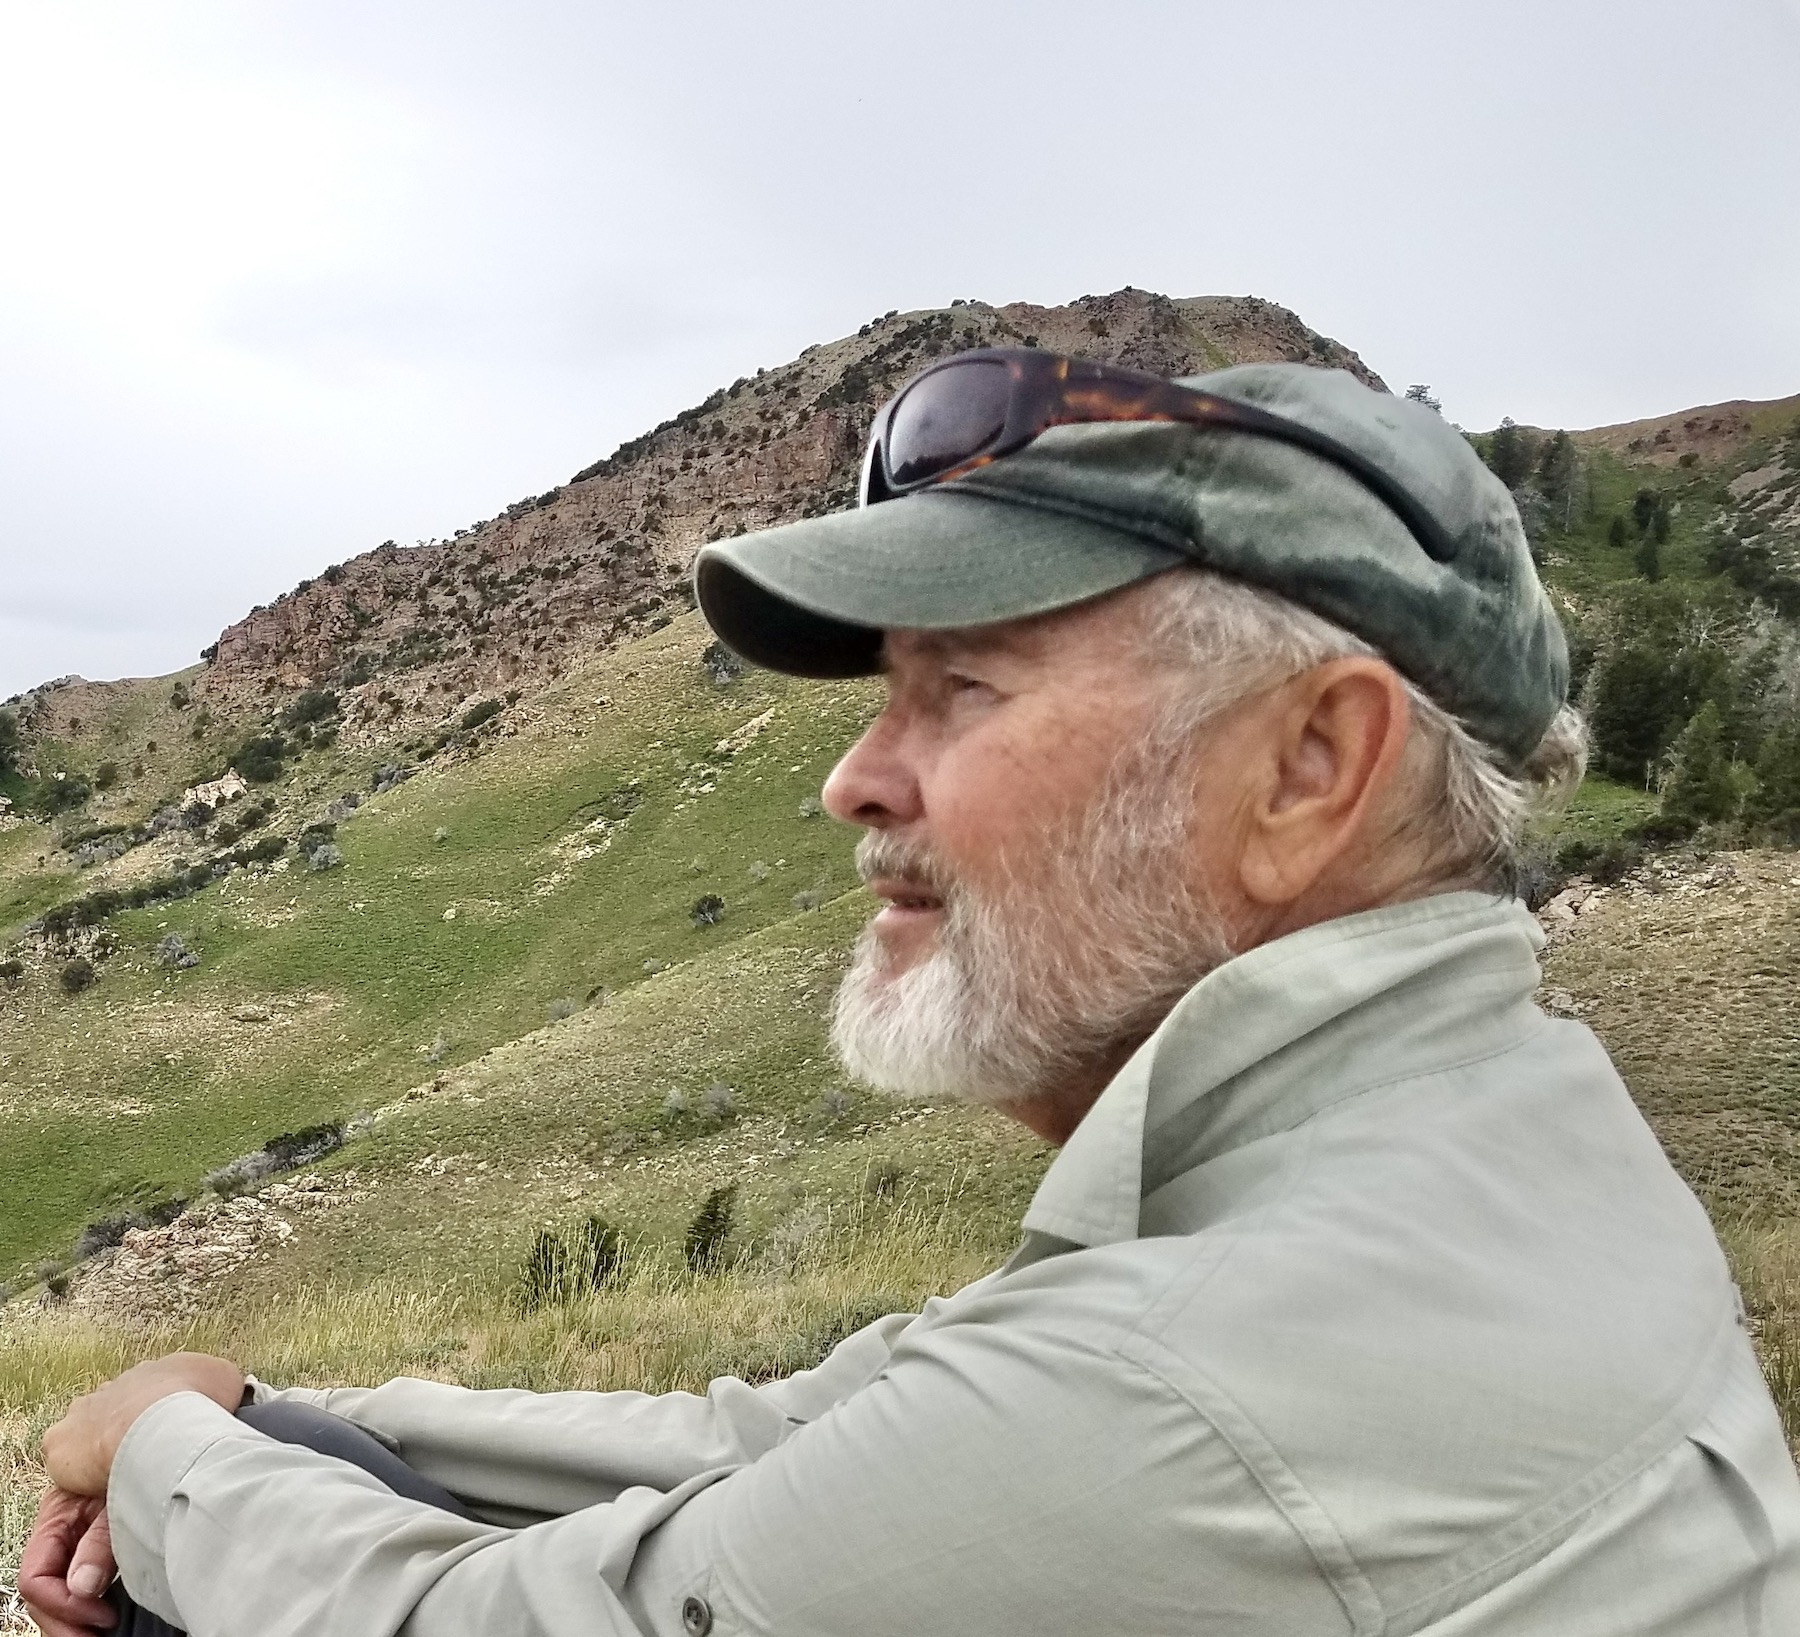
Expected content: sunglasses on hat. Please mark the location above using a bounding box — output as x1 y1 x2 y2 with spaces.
858 347 1456 565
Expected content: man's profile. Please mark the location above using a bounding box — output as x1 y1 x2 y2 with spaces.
25 350 1800 1635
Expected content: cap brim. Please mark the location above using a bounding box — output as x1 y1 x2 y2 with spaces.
693 489 1187 678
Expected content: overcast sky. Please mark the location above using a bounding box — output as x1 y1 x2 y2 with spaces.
2 0 1798 699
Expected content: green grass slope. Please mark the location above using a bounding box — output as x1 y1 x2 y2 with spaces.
0 615 896 1282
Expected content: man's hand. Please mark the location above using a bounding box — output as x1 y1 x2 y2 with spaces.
18 1489 117 1637
41 1352 245 1497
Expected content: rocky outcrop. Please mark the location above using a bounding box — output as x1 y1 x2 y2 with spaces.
194 290 1384 740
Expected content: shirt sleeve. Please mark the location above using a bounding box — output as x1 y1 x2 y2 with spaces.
244 1308 922 1523
108 1283 1349 1637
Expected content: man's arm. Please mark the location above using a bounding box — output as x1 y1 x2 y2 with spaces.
247 1306 924 1522
106 1287 1348 1637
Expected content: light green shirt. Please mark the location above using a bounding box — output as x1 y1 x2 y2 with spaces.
109 892 1800 1634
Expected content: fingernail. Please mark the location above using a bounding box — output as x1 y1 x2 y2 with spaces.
70 1565 107 1597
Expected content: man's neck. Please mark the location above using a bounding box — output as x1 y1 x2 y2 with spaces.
997 1035 1150 1146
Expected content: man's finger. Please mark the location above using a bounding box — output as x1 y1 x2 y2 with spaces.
19 1490 118 1633
67 1505 117 1600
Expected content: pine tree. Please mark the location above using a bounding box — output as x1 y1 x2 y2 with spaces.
1607 515 1629 549
684 1184 737 1273
1660 702 1738 829
1535 432 1583 530
1748 718 1800 839
577 1214 623 1290
1486 418 1538 488
1589 646 1678 782
1404 384 1442 413
1635 532 1663 582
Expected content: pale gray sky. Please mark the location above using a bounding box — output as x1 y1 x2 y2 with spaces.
3 0 1798 699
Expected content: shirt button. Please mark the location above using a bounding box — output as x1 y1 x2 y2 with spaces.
681 1595 713 1636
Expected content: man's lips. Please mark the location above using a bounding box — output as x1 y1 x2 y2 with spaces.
865 875 945 915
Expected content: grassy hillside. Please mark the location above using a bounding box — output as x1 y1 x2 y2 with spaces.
0 616 897 1281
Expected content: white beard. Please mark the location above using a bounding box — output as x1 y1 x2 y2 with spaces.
830 737 1233 1110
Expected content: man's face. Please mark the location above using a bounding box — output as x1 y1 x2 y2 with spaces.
820 584 1234 1116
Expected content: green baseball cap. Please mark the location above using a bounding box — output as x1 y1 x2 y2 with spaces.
693 361 1569 766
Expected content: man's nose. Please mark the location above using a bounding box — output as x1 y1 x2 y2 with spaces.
821 714 923 829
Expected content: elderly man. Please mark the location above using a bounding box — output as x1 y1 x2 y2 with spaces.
28 351 1800 1635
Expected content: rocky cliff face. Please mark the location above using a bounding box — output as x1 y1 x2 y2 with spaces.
195 290 1383 741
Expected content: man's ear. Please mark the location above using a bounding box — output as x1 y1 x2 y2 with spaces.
1236 658 1413 909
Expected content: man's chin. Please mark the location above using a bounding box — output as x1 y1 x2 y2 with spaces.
867 906 944 972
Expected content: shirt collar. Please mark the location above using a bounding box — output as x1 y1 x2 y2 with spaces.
1018 891 1546 1250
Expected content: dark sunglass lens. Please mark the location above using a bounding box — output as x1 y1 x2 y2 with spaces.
885 357 1013 487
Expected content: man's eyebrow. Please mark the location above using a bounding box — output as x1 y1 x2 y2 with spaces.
884 625 1039 668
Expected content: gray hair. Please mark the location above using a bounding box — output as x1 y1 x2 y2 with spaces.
1137 568 1588 894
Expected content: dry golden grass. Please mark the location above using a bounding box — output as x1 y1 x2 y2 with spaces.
0 1194 999 1624
1720 1217 1800 1447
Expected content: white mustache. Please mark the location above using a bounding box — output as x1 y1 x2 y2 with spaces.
855 832 957 901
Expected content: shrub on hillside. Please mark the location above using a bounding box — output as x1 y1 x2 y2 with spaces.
72 1197 187 1262
73 831 132 869
690 894 725 928
307 842 345 872
516 1214 624 1310
205 1121 345 1196
684 1185 738 1273
1 957 26 988
230 734 289 784
459 698 503 733
701 640 747 687
59 957 96 995
298 820 336 852
1554 835 1644 887
38 775 93 816
34 834 287 939
282 689 340 728
235 834 288 866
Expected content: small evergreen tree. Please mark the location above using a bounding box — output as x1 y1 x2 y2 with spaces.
1588 646 1677 782
0 709 17 775
1486 418 1538 488
518 1229 569 1310
1404 384 1442 413
684 1184 737 1273
1660 702 1738 830
1607 515 1628 550
1635 532 1663 582
1535 432 1583 529
576 1214 623 1290
1747 719 1800 840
